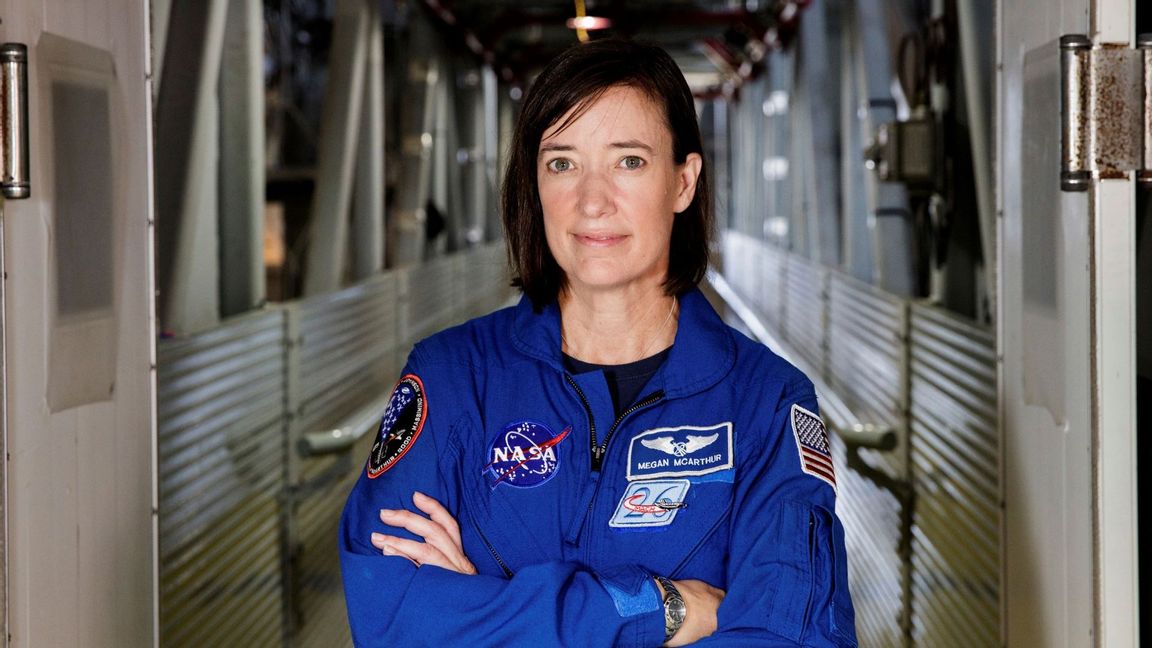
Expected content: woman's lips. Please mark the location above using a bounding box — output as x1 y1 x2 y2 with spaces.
574 232 627 247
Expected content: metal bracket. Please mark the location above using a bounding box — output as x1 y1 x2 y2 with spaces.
1 43 29 199
1061 34 1152 191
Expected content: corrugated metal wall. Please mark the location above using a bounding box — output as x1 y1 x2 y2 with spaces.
835 442 906 647
719 231 999 648
291 274 400 648
908 304 999 647
157 244 513 647
782 253 829 373
158 310 288 646
827 274 911 647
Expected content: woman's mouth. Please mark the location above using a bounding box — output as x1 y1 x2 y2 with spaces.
574 232 627 247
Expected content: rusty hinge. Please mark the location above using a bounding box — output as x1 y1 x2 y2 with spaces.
1060 34 1152 191
0 43 29 199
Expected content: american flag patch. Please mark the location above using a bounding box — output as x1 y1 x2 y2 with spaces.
791 404 836 490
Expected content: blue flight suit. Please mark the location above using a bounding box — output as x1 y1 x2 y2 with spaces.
340 288 857 647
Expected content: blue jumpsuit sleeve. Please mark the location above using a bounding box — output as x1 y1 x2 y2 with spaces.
690 383 857 647
338 350 665 648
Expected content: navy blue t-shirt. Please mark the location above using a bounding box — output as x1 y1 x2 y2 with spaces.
563 347 671 418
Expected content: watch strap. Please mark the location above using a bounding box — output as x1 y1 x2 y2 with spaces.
655 575 685 643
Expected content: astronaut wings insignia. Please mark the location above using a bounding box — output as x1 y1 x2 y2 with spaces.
640 433 719 457
627 423 733 481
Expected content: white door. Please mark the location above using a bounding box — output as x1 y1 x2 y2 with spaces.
0 1 156 646
1000 0 1137 646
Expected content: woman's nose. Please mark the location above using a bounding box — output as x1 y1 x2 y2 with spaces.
576 171 614 218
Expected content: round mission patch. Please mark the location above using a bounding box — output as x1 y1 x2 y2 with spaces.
367 374 427 478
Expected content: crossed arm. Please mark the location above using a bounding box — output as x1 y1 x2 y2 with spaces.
370 491 724 647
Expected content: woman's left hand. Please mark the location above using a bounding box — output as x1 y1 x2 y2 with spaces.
371 491 478 575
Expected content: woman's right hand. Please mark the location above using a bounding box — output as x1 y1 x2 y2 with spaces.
660 578 725 646
371 491 478 575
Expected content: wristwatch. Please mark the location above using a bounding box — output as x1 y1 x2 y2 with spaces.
654 576 686 643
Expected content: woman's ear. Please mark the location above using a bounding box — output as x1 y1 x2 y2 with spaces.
673 153 703 213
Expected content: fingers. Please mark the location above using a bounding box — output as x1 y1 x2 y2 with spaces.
372 531 477 575
372 533 455 571
412 491 463 548
379 507 455 549
376 497 477 575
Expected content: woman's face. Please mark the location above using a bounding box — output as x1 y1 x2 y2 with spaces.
537 85 701 298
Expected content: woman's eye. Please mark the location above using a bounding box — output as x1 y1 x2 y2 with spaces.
546 158 573 173
620 156 645 170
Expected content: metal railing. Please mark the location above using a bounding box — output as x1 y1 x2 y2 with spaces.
715 230 999 648
705 269 895 451
157 243 514 647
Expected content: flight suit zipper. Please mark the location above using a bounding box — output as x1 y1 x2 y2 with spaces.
563 374 664 471
472 518 514 578
595 391 665 470
562 374 667 550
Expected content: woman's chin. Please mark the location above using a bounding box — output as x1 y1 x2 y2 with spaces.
565 270 664 296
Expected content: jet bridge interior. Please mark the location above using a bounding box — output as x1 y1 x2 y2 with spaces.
0 0 1149 646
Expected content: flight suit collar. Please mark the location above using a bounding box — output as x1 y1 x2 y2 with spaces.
509 287 736 400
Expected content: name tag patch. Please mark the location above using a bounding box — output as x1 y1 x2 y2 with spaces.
626 423 734 481
483 420 571 489
609 480 690 528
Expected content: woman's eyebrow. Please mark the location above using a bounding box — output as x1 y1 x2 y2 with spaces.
539 143 575 154
610 140 654 152
539 140 655 154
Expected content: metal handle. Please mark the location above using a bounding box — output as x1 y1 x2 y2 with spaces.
298 392 392 457
1 42 30 200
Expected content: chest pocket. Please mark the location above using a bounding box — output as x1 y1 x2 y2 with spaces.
589 476 734 586
454 422 577 576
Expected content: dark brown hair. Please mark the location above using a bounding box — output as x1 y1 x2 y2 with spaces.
502 38 712 310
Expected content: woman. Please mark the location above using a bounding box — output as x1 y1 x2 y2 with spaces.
340 39 857 647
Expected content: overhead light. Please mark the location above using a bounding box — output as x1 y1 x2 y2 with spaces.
566 16 612 30
569 0 609 41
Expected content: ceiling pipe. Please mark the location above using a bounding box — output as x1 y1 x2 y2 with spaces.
696 0 812 100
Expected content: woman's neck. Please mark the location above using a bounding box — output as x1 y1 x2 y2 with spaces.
559 286 678 365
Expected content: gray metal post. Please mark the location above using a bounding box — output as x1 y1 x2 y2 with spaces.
389 18 439 267
352 1 385 280
956 0 996 319
839 8 876 282
458 66 488 247
482 66 501 242
303 0 370 295
220 0 267 317
855 0 916 297
795 0 843 267
155 0 229 334
151 0 173 93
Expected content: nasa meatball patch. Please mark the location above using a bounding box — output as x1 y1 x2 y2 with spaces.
791 404 836 490
367 375 427 478
483 421 571 489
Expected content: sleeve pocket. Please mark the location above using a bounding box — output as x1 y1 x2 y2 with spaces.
766 502 856 646
807 504 857 647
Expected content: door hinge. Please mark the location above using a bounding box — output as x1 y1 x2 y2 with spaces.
1 43 29 200
1060 34 1152 191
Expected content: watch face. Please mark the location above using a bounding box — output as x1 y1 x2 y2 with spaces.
667 597 686 624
